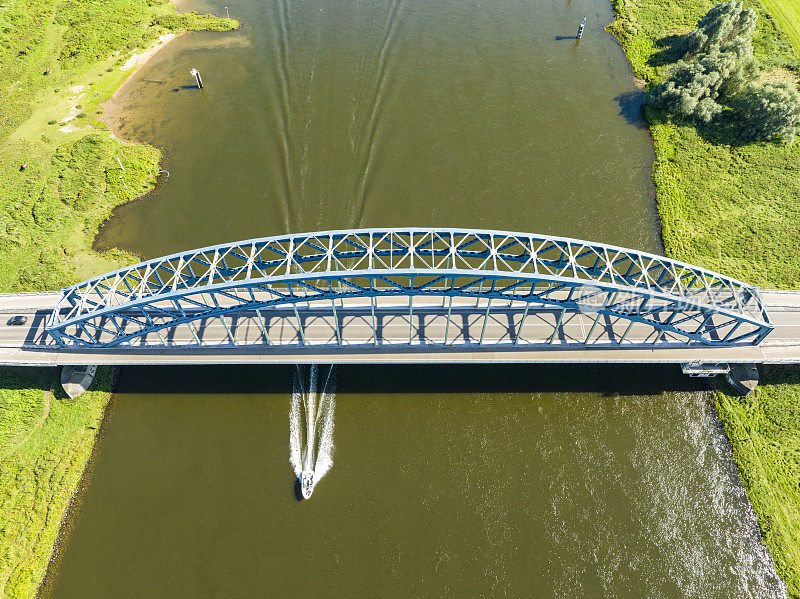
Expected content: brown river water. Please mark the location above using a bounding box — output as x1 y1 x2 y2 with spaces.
42 0 785 596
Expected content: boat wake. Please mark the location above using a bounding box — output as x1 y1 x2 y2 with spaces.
290 364 336 498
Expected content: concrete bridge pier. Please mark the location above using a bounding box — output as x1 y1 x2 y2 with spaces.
726 364 759 396
60 365 97 398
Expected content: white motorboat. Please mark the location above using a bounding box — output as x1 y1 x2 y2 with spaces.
300 470 314 499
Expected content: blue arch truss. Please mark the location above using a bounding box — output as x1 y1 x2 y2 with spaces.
45 228 773 348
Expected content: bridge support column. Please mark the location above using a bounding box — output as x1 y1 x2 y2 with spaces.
726 364 760 396
60 365 97 399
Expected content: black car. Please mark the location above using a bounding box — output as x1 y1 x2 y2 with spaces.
8 315 27 325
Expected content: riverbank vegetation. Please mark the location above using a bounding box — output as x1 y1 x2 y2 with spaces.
609 0 800 594
0 368 113 598
0 2 237 597
646 1 800 142
0 0 238 290
759 0 800 52
609 0 800 285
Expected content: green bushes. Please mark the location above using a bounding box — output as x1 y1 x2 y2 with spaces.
51 1 235 67
648 36 758 121
647 1 800 142
735 80 800 141
684 0 758 54
0 133 162 291
154 11 240 32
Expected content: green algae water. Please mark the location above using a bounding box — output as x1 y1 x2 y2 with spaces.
44 0 786 596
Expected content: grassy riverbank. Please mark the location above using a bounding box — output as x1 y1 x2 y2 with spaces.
0 368 113 598
760 0 800 52
0 0 238 290
609 0 800 594
0 1 237 596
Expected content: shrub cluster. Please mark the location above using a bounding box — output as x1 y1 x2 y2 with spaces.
647 1 800 143
683 0 758 55
735 80 800 142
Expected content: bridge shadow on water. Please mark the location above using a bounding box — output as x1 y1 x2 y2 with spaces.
113 363 706 396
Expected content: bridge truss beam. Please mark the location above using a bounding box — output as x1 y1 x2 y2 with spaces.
45 229 773 349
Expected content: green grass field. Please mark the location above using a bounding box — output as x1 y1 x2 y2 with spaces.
609 0 800 595
0 2 237 596
760 0 800 53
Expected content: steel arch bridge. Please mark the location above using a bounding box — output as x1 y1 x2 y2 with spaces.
45 228 773 349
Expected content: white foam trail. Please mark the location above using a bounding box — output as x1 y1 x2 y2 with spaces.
289 374 304 478
289 365 336 487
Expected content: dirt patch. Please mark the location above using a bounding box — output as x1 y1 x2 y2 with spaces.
58 85 86 133
760 66 800 84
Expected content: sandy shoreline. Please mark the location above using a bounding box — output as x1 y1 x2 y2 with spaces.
102 31 183 141
120 32 177 73
58 33 181 135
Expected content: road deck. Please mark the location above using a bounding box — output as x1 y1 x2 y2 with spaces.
0 291 797 365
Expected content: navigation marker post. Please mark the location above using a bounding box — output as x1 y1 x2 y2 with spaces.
576 17 586 39
190 68 204 89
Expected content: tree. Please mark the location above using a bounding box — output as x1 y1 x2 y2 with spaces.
647 59 724 121
647 38 758 122
683 1 758 56
733 81 800 142
646 0 799 144
715 37 759 99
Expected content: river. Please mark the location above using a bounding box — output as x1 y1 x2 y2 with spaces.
43 0 785 596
